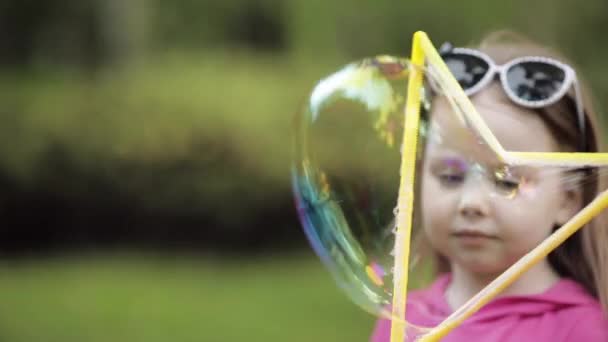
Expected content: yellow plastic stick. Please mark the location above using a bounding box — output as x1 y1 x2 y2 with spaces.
507 151 608 166
390 31 426 342
390 31 608 341
418 33 507 162
418 30 608 168
419 188 608 341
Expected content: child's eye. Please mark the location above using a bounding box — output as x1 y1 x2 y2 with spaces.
438 173 465 187
494 178 520 197
494 178 519 190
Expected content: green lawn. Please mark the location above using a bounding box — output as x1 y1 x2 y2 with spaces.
0 253 375 342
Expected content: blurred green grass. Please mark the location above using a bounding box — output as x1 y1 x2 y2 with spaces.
0 254 375 342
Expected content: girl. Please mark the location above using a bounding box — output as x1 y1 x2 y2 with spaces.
371 31 608 341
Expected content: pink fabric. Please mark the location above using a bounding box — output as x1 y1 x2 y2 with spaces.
371 274 608 341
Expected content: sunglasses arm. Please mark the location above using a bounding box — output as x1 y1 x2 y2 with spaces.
573 79 587 151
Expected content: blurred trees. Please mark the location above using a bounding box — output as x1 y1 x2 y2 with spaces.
1 0 607 255
4 0 608 67
0 0 146 68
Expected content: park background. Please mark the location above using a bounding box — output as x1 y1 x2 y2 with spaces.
1 1 607 341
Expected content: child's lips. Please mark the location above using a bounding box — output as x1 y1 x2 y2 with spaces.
451 229 498 245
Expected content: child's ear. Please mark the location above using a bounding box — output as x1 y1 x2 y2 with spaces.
555 184 583 226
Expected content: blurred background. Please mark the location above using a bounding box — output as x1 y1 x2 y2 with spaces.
1 0 607 341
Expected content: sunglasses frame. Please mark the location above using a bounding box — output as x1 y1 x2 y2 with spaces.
438 44 587 151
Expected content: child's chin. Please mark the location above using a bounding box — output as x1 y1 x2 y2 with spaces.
454 255 511 275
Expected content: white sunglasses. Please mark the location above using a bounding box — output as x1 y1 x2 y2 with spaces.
436 43 587 151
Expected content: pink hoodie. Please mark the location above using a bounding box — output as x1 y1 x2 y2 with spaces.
371 274 608 341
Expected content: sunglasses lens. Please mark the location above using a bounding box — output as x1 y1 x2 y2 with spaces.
506 62 566 102
442 53 489 90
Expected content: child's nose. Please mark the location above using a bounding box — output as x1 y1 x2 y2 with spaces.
458 177 491 219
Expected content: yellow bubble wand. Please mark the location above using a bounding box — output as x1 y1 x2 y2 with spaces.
390 31 608 342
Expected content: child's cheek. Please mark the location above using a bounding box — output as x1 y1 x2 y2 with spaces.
514 178 543 200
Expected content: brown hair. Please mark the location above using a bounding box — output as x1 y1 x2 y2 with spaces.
423 30 608 313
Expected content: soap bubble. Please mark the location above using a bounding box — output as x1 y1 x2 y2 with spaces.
291 56 426 320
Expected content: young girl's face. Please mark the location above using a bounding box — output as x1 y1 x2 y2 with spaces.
421 82 579 275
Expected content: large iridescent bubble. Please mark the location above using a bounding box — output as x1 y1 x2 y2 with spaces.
292 56 425 318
